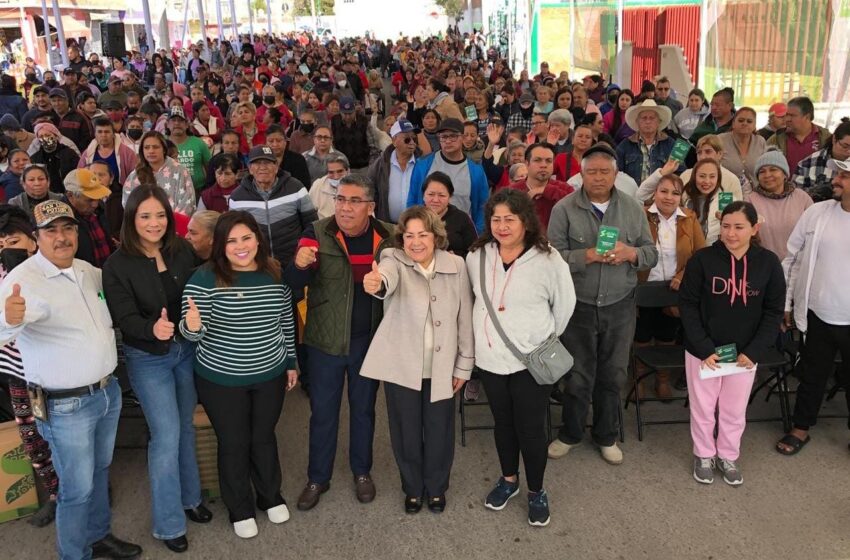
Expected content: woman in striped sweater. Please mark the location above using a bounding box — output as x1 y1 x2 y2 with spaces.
179 211 298 540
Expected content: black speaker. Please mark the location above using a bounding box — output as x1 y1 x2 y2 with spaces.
100 22 126 59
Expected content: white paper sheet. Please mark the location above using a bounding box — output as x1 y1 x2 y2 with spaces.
698 362 757 380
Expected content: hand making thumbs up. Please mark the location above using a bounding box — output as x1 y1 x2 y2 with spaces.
185 297 202 333
363 261 383 295
153 307 175 341
4 284 25 326
295 245 319 269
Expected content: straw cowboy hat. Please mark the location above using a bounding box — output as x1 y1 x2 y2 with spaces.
625 99 672 131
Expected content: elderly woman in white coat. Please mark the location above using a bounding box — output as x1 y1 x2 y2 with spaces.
361 205 474 515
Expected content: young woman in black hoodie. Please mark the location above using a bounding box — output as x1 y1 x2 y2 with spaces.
679 201 785 486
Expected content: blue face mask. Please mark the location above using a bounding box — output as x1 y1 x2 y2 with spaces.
143 120 153 132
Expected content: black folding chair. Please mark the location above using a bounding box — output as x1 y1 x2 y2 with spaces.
459 368 493 447
625 281 688 441
746 347 793 432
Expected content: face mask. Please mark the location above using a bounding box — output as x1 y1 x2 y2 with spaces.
263 95 276 106
608 92 619 105
337 80 347 88
127 107 138 116
328 178 341 187
94 72 103 78
45 79 58 89
301 123 315 134
40 137 57 152
520 105 534 118
143 120 153 132
127 129 143 140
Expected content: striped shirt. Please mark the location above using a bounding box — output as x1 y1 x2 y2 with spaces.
179 266 297 387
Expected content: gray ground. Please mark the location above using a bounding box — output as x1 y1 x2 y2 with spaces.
2 376 849 560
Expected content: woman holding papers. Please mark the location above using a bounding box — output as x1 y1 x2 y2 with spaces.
678 201 785 486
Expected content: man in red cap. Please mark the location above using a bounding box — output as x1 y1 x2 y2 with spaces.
758 102 787 140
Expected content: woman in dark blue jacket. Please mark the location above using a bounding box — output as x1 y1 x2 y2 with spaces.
0 75 28 122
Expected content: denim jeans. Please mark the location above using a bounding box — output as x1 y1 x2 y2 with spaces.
124 339 201 540
37 376 121 560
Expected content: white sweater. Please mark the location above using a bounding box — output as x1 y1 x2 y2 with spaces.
466 243 576 375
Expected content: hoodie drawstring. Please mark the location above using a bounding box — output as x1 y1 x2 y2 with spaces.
729 253 748 306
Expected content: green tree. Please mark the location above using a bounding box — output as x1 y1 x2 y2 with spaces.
435 0 464 23
293 0 335 17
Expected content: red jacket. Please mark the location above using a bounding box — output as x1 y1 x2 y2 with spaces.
497 178 573 229
235 123 268 156
553 152 581 182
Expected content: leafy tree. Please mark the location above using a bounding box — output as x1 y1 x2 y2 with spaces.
435 0 464 23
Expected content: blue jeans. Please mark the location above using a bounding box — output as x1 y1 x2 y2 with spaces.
124 340 201 540
37 377 121 560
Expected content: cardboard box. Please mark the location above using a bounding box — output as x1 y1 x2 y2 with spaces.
193 406 220 499
0 422 40 523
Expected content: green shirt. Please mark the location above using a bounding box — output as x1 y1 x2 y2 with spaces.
174 136 211 192
179 267 297 386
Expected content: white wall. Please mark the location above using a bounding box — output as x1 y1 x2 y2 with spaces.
333 0 449 40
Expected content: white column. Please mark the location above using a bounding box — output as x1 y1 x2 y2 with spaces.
248 1 255 38
616 0 625 86
181 0 190 46
142 0 155 52
50 0 68 66
40 0 52 70
197 0 208 44
229 0 238 39
215 0 224 39
266 0 272 35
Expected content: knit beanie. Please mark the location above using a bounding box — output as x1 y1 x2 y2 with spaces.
755 148 790 178
34 122 61 138
0 114 20 131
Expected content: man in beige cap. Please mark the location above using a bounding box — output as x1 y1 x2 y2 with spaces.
62 169 114 267
0 199 143 560
616 99 682 185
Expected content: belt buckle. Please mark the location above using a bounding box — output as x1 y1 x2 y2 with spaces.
99 375 110 390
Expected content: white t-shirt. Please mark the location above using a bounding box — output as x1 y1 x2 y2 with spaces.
809 205 850 325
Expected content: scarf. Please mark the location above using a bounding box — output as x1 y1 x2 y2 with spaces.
754 180 795 200
428 91 451 110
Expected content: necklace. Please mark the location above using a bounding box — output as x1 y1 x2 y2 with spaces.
491 249 518 311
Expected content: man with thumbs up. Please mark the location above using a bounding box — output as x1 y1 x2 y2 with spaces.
0 200 143 560
285 174 395 511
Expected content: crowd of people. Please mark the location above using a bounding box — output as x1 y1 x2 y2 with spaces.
0 25 848 560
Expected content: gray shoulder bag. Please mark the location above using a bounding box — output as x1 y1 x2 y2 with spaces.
478 250 573 386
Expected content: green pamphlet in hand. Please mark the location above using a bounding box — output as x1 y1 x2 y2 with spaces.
464 105 478 121
596 226 620 255
302 81 314 93
669 138 691 163
718 191 734 211
715 343 738 363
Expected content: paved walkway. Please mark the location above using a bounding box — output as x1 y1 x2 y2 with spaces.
2 378 849 560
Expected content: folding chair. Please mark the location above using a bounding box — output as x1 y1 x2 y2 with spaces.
745 347 793 432
624 281 688 441
459 368 493 447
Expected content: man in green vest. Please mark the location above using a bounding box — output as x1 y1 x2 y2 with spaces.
285 174 394 512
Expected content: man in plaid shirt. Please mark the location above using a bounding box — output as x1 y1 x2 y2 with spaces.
794 121 850 202
62 169 115 267
506 92 536 135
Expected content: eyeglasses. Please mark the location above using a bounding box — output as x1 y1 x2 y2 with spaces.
333 195 373 206
400 136 416 144
438 133 460 141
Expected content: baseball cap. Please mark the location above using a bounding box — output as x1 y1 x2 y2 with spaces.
103 100 124 111
248 145 277 163
108 75 123 84
582 143 618 161
33 200 78 229
168 106 187 121
769 103 787 117
339 96 356 114
436 118 463 134
389 119 419 138
827 157 850 172
63 67 78 76
64 169 112 200
48 87 67 99
519 92 534 106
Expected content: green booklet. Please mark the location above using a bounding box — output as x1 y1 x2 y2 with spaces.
718 191 734 211
596 225 620 255
464 105 478 121
715 343 738 363
669 138 691 163
302 80 314 93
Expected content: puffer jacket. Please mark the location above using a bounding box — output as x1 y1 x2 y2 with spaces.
227 172 318 266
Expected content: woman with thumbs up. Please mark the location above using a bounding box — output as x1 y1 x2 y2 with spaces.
360 205 474 514
179 210 298 540
103 185 210 554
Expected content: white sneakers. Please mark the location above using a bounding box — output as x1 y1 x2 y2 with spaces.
547 439 581 459
600 443 623 465
267 504 290 524
233 518 258 539
233 505 291 538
